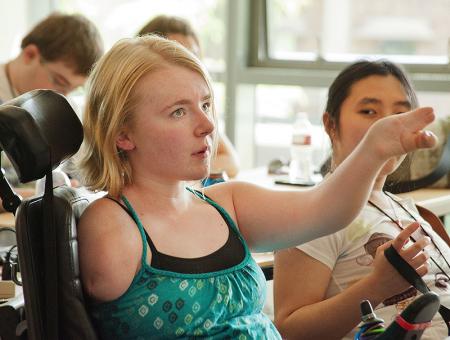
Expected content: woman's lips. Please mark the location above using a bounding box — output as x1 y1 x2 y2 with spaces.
192 146 209 158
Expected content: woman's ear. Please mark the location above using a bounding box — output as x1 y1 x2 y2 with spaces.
323 112 336 142
116 132 135 151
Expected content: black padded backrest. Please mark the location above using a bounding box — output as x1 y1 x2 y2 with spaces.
0 89 90 339
0 90 83 182
16 186 101 340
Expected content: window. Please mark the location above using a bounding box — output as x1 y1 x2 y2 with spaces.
53 0 227 118
253 84 330 168
54 0 226 72
260 0 450 65
251 84 450 168
243 0 450 169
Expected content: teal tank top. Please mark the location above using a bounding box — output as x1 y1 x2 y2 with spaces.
89 188 281 339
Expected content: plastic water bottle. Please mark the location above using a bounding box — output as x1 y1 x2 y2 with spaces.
289 112 313 182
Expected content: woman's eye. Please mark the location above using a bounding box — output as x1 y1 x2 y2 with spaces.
172 108 186 118
359 109 376 115
202 102 211 113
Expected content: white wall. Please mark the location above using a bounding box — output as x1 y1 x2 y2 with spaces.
0 0 27 61
0 0 54 62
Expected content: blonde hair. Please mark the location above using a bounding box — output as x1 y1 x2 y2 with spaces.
77 35 217 197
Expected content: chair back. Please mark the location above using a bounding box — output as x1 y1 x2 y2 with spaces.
0 90 99 339
15 187 99 339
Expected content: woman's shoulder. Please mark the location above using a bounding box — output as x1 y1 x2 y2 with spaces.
77 196 143 302
203 180 263 206
204 180 271 198
79 196 125 228
78 196 142 254
202 181 236 203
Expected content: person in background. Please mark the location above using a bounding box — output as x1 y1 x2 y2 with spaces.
137 14 240 179
77 36 436 339
0 12 103 103
0 12 103 210
274 60 450 340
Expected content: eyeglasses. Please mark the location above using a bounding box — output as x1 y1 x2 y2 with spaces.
40 58 76 95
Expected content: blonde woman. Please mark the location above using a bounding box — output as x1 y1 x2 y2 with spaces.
77 37 436 339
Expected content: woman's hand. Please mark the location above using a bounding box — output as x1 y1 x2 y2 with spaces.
364 107 437 163
369 222 430 300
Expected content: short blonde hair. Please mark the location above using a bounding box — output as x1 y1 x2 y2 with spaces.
77 35 217 197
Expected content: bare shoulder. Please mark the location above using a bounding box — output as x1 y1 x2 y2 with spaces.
78 197 143 302
202 181 265 222
204 180 260 198
78 197 133 241
202 181 243 208
207 180 274 205
79 197 125 230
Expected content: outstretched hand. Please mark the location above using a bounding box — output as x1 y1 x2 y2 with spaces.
371 222 430 299
364 107 437 162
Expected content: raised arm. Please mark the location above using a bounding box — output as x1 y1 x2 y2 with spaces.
215 107 436 251
274 223 430 339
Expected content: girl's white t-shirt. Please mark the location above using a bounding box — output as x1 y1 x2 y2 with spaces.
298 196 450 340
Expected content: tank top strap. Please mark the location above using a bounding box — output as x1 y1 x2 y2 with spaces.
104 196 134 220
186 187 243 238
106 196 159 264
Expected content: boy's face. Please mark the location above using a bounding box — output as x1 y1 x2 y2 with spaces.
19 44 86 95
37 58 86 95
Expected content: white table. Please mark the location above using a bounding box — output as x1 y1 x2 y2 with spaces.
237 167 450 217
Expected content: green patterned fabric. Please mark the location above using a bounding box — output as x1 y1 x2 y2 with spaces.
89 189 281 339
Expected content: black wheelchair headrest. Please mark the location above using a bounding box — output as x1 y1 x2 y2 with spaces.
0 90 83 183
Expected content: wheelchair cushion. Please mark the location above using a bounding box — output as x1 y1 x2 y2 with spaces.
0 89 83 183
16 186 102 339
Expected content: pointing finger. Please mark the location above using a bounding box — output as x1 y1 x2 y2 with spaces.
392 222 420 251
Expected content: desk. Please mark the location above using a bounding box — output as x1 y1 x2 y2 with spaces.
0 284 23 310
237 167 450 217
0 213 14 228
398 189 450 217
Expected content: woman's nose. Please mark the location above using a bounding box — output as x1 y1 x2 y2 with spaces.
195 110 214 136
